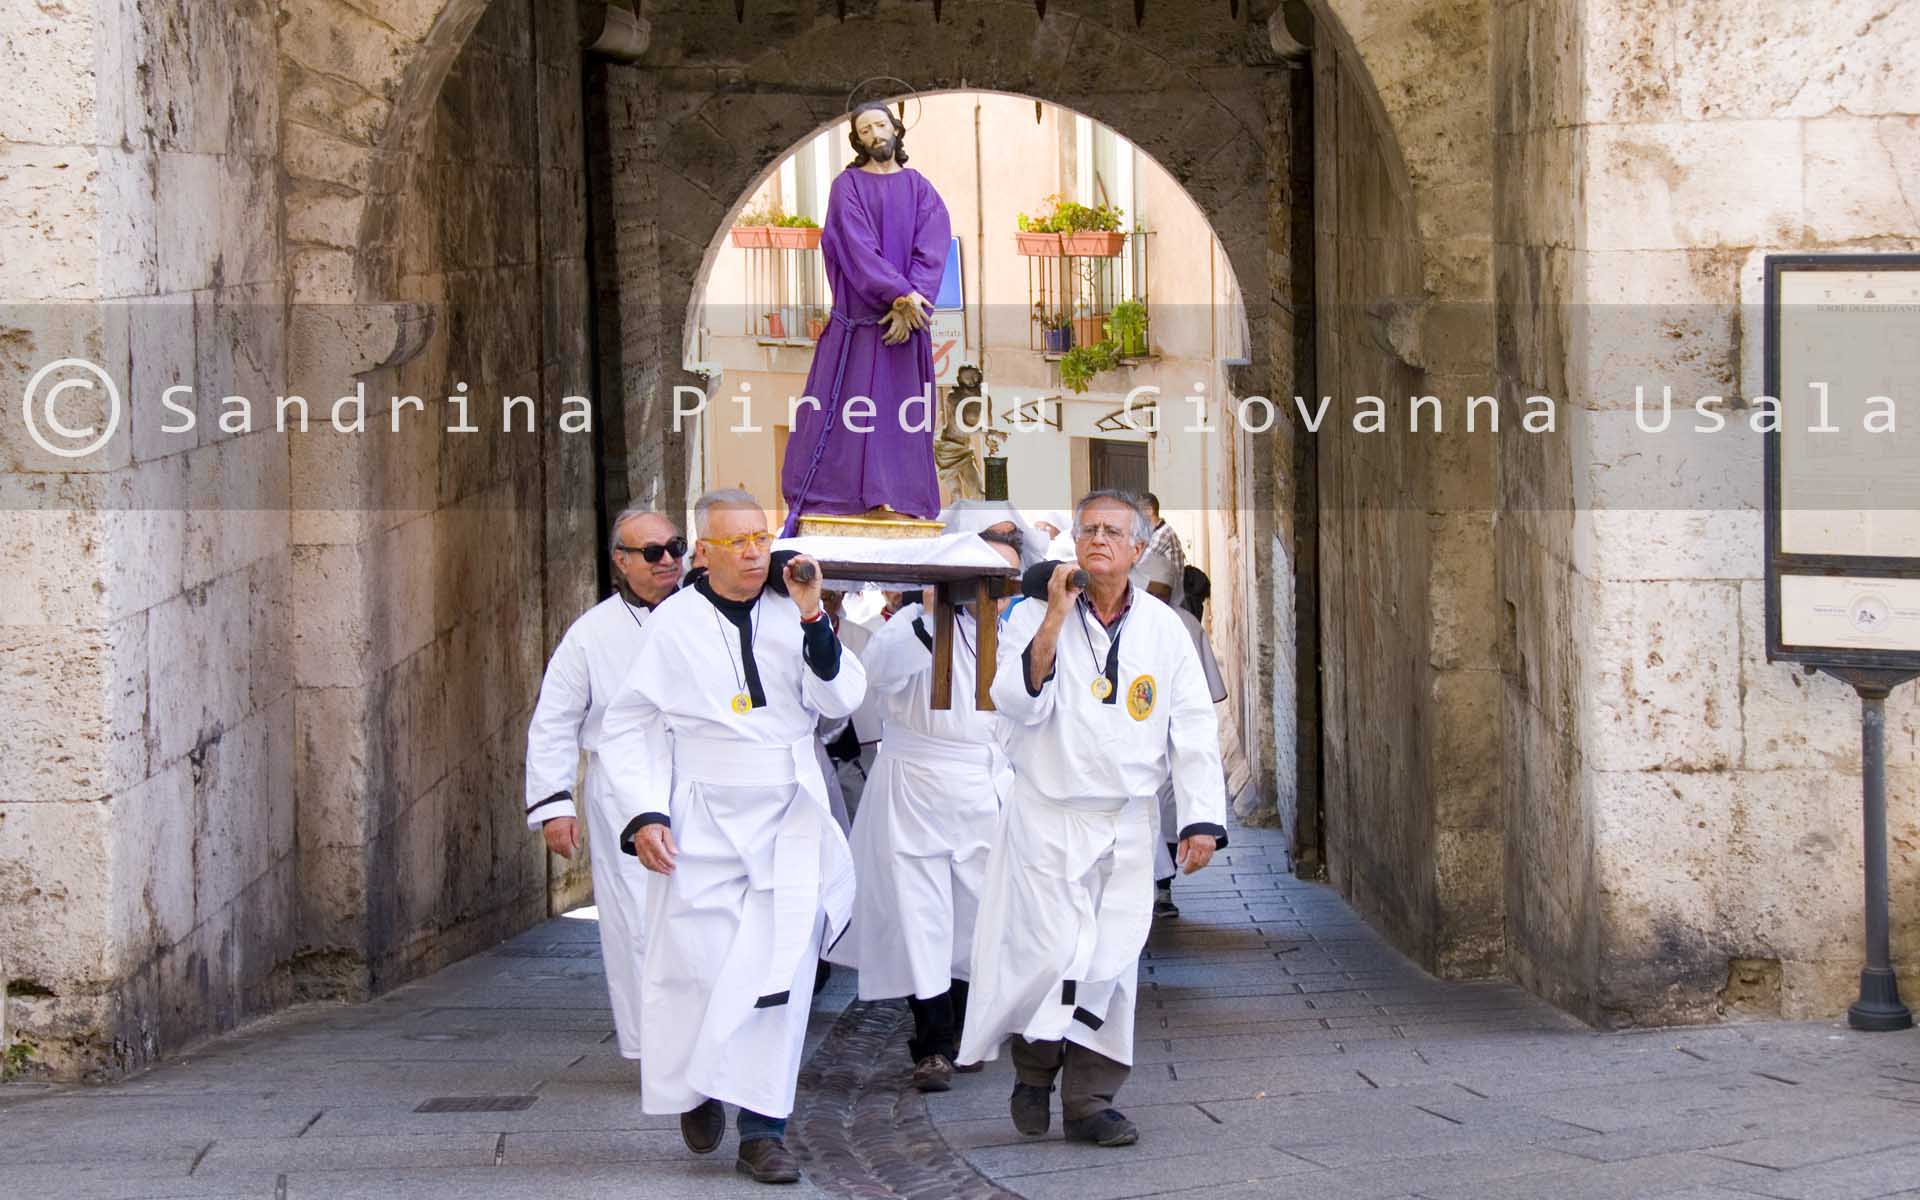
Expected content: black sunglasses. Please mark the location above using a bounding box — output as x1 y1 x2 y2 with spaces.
618 536 687 563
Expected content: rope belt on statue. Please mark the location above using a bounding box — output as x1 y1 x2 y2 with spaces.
780 307 891 538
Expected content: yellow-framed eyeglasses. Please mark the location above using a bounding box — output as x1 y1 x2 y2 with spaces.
700 530 774 554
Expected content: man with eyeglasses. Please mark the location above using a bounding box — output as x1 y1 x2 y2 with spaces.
597 489 864 1185
958 490 1227 1150
523 507 687 1069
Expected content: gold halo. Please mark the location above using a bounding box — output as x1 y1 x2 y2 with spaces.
845 76 924 132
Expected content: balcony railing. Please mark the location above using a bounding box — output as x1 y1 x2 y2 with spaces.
1025 231 1153 357
740 241 830 343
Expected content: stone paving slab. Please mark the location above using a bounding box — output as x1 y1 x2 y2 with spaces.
9 826 1920 1200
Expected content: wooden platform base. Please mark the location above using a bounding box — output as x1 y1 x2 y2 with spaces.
814 559 1019 710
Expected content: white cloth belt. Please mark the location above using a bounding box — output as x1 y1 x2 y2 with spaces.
1028 788 1131 817
671 736 799 787
878 722 996 771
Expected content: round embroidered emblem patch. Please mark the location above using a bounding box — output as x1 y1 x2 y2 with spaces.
1126 675 1156 721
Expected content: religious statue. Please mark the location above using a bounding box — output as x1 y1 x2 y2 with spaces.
779 100 952 533
934 364 986 504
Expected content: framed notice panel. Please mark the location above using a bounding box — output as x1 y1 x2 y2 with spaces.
1764 254 1920 670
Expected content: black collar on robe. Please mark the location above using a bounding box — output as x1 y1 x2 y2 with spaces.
696 575 768 708
617 583 672 612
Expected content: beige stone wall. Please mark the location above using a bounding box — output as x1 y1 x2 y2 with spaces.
281 0 598 996
1309 0 1506 980
0 0 296 1076
0 0 599 1077
1566 0 1920 1023
1487 0 1591 1017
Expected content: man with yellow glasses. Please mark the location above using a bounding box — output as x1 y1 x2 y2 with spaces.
598 489 865 1184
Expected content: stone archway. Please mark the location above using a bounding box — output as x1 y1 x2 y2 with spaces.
280 0 1510 1003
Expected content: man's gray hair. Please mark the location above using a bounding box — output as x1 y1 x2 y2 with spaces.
1073 489 1152 547
693 488 762 537
607 506 671 557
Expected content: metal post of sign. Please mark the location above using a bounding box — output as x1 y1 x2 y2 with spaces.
1823 666 1917 1032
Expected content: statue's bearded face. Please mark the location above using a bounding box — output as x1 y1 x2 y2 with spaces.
853 109 897 161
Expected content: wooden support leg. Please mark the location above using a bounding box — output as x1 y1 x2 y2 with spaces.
930 582 956 710
974 577 997 711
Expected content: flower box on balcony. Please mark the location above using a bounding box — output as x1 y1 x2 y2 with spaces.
1015 231 1064 257
731 225 775 249
770 225 822 250
1062 231 1126 258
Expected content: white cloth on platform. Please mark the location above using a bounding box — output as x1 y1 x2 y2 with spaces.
523 592 660 1060
598 582 865 1118
958 586 1226 1069
827 602 1011 1001
773 531 1013 591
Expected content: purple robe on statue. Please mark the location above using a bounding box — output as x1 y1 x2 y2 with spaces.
781 167 951 523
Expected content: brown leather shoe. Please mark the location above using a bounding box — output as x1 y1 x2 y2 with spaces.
953 1059 985 1074
736 1137 802 1184
680 1098 725 1154
912 1054 955 1092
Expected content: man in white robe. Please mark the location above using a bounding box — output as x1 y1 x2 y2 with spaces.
828 528 1023 1093
523 507 686 1063
598 489 864 1185
958 490 1227 1149
1132 550 1229 919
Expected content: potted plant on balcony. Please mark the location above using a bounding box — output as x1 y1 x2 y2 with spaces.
1107 298 1148 357
1015 195 1065 256
1071 302 1107 353
770 213 822 250
1058 338 1120 394
1035 304 1071 352
807 313 828 340
730 201 779 248
1059 201 1126 257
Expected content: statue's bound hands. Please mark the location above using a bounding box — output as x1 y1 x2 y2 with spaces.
894 291 932 331
881 308 913 345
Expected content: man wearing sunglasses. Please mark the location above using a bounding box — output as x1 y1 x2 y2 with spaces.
598 489 865 1184
523 508 687 1070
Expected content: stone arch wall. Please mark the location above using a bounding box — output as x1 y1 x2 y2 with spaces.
1302 0 1508 977
280 0 1512 993
273 0 600 1016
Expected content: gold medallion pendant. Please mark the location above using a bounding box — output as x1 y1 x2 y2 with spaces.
731 692 754 715
1090 676 1114 700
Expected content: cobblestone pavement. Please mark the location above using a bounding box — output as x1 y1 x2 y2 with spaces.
6 818 1920 1199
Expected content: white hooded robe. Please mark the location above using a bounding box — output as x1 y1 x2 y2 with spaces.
957 586 1226 1069
523 592 661 1059
827 602 1012 1001
598 581 865 1118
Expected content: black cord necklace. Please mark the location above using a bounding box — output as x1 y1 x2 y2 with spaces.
1077 592 1129 702
620 595 647 631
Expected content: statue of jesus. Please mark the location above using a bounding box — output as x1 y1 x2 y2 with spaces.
779 101 952 532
